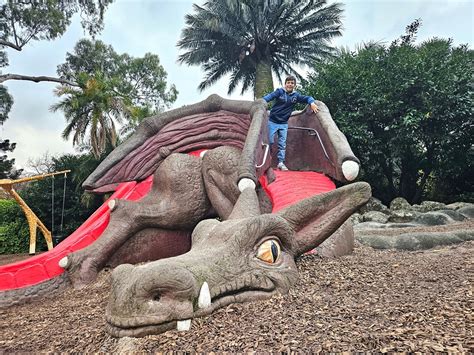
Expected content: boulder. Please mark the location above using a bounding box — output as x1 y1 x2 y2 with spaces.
388 210 421 223
356 230 473 251
445 202 474 210
458 206 474 219
350 213 363 225
362 211 389 223
390 197 411 211
358 197 390 215
436 209 467 222
416 200 446 212
354 221 418 230
354 221 388 230
413 211 455 226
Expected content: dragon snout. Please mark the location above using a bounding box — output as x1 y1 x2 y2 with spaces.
106 261 207 337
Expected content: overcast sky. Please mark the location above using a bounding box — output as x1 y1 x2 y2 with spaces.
1 0 473 172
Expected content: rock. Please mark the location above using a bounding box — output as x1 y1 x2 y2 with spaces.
445 202 474 210
411 204 423 212
356 230 474 251
413 211 455 226
417 200 446 212
362 211 389 223
457 206 474 219
390 197 411 211
350 213 363 225
354 221 388 230
354 221 418 230
436 209 468 221
358 197 390 215
388 210 421 223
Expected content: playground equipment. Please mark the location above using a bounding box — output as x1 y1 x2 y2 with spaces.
0 95 370 337
0 170 70 254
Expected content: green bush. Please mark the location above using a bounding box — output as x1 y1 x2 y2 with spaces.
0 199 46 254
302 22 473 204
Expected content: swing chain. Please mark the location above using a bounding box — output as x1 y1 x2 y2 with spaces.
60 172 67 234
51 171 68 237
51 175 55 236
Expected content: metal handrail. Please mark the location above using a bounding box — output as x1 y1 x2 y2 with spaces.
255 143 270 168
288 126 335 167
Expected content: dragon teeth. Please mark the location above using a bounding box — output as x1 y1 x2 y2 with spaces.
177 319 191 331
198 281 211 309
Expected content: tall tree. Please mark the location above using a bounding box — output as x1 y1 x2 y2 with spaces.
0 50 12 124
0 0 113 85
302 21 473 203
51 39 178 157
177 0 342 98
0 139 22 179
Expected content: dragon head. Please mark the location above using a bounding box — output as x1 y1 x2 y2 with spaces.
106 182 371 337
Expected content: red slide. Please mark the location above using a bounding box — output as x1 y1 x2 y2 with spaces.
0 176 154 292
259 170 336 212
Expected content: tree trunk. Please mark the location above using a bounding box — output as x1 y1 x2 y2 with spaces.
379 156 397 201
412 167 432 204
399 153 420 203
254 60 273 99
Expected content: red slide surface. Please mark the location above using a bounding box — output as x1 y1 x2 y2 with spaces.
259 170 336 212
0 176 154 292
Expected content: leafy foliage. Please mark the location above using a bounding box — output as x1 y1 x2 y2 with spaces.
0 199 30 254
0 49 12 124
0 150 112 255
51 72 126 158
0 85 12 124
19 154 103 245
178 0 342 97
0 0 113 51
303 22 473 203
57 39 178 112
0 139 22 179
52 39 178 157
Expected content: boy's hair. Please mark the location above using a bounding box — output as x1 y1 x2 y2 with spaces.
285 75 297 84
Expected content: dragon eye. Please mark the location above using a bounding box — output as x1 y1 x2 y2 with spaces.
256 239 281 264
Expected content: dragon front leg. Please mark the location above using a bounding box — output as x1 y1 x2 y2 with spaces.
61 153 211 288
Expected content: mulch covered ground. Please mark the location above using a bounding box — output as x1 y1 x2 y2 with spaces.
0 241 472 353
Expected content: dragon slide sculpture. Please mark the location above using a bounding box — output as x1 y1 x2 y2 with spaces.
1 95 370 337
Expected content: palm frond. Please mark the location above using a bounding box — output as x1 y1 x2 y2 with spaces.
178 0 343 95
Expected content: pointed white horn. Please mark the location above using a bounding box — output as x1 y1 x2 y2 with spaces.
108 199 116 211
198 281 211 309
177 319 192 331
238 178 256 192
342 160 359 181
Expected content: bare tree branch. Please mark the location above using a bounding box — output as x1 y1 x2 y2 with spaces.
0 39 23 51
0 74 78 86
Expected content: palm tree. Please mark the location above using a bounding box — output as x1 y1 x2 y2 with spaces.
177 0 343 98
51 72 133 158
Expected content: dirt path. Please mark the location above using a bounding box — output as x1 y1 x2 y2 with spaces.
0 241 472 353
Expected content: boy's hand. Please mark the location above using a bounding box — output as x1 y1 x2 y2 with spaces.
310 102 319 113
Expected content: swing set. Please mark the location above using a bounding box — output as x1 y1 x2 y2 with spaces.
0 170 71 254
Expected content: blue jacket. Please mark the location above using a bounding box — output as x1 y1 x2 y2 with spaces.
263 88 315 124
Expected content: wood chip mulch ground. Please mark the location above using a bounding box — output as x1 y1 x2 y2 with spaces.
0 241 472 353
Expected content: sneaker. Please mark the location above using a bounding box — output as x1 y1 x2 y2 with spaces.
277 162 289 171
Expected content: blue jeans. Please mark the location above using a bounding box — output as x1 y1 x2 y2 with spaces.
268 120 288 163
